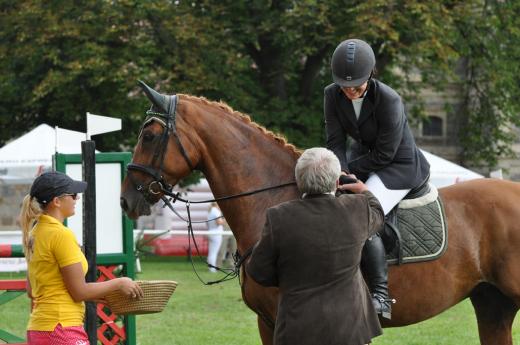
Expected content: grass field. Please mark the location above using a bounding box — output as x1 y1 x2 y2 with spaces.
1 256 519 344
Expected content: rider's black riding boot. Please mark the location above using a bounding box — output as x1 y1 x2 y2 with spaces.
361 233 394 319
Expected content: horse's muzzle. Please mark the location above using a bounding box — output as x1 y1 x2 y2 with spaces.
120 183 153 219
120 197 129 213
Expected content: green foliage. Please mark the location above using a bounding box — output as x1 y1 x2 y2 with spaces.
454 0 520 167
0 1 518 167
0 0 150 150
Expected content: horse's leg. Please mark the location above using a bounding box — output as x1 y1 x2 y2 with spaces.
240 269 277 345
257 316 274 345
470 283 518 345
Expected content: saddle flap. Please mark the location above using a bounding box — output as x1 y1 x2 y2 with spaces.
383 185 448 265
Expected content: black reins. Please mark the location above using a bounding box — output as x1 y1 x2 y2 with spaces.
127 93 295 285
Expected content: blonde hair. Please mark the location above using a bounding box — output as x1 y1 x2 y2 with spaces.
19 194 43 261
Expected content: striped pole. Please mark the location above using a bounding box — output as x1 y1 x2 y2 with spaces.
0 244 24 258
0 247 26 344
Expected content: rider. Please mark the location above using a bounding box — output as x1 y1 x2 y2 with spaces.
325 38 430 318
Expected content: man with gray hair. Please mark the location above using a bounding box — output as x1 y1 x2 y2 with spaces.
295 147 341 195
247 147 384 345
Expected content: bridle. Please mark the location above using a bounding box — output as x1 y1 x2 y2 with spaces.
126 92 296 285
127 94 195 203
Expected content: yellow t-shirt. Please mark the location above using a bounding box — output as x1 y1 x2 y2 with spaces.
27 214 88 331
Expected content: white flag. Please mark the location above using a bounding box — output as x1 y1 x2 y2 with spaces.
55 126 87 153
86 112 122 139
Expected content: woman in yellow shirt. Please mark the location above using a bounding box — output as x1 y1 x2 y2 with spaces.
19 171 143 345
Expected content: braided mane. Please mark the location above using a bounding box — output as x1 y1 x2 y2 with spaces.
180 94 301 159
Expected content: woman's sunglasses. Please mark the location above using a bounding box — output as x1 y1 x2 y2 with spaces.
59 193 79 200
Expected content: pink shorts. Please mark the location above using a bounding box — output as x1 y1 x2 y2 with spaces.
27 324 89 345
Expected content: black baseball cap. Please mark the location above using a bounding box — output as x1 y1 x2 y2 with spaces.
30 171 87 204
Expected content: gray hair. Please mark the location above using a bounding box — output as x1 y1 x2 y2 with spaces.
295 148 341 195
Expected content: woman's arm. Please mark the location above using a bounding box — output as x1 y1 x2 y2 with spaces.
348 95 405 175
324 87 350 173
61 263 143 303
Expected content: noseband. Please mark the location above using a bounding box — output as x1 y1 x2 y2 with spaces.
127 94 195 202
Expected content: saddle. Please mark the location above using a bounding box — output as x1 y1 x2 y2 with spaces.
381 180 448 265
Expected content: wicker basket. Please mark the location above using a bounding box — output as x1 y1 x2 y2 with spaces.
105 280 178 315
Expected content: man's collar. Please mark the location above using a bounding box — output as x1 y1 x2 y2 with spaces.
302 192 335 199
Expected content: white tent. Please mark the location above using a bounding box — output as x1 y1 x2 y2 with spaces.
0 124 87 272
0 124 86 179
421 149 483 188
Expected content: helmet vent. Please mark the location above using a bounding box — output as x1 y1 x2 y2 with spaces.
346 42 356 63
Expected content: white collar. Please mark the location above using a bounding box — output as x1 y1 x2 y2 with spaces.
302 191 335 199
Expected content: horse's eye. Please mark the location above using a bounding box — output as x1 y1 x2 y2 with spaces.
142 132 155 142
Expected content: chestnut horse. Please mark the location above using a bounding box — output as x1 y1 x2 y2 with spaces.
120 84 520 345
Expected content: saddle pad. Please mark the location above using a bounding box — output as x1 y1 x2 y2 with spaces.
386 196 448 265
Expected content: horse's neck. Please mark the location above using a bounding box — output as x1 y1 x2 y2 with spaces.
203 134 296 196
191 103 299 249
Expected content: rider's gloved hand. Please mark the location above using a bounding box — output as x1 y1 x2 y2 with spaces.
337 174 368 195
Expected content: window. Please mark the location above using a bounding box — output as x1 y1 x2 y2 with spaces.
422 116 443 136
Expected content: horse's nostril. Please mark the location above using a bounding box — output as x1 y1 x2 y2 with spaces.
120 197 128 211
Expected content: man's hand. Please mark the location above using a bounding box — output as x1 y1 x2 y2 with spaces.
337 174 368 194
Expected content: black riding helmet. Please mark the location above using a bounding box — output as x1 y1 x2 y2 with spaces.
331 39 375 87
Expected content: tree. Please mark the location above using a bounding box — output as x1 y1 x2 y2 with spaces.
454 0 520 168
0 1 518 169
186 0 463 147
0 0 221 150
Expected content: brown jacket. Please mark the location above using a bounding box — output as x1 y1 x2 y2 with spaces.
247 191 384 345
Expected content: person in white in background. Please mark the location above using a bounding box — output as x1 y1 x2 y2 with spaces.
207 202 224 272
217 219 237 269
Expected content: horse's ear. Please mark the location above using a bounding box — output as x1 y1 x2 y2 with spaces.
138 80 171 114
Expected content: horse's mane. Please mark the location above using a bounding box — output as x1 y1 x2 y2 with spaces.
180 94 302 158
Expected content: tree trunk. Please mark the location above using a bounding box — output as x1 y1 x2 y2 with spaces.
245 36 287 100
300 45 332 104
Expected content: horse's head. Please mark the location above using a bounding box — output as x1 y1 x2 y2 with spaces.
121 81 199 219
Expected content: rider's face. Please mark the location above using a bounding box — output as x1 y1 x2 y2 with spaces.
341 81 368 100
